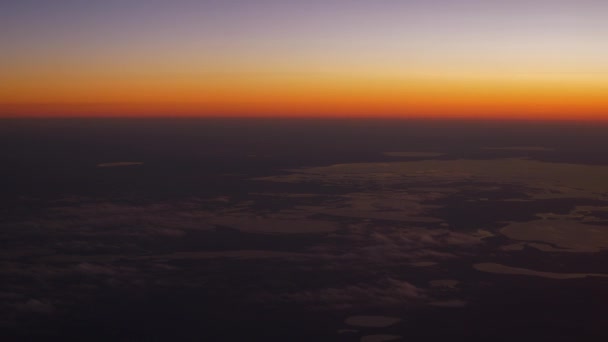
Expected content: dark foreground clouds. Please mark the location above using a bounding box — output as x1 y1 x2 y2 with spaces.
1 194 486 337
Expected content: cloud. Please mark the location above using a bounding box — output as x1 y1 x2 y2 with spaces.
500 219 608 253
345 315 401 328
429 300 467 308
269 278 426 310
97 162 143 168
482 146 554 152
383 152 444 158
259 158 608 200
16 299 54 314
310 224 486 267
1 201 216 246
474 263 608 280
361 335 403 342
0 194 479 328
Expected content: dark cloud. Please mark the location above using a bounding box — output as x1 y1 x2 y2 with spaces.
16 299 55 314
268 278 426 310
0 195 481 334
310 224 486 266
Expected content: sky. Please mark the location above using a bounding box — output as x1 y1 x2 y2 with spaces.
1 0 607 119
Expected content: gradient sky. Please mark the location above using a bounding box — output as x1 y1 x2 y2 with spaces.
1 0 607 119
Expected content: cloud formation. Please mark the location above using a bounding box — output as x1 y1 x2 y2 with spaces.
270 278 425 310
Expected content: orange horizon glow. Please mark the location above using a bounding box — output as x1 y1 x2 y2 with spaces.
2 72 607 121
2 1 607 121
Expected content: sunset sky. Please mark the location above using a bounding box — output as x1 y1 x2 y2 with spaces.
2 0 607 119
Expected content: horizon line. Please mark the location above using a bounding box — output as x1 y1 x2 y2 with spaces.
2 114 608 124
